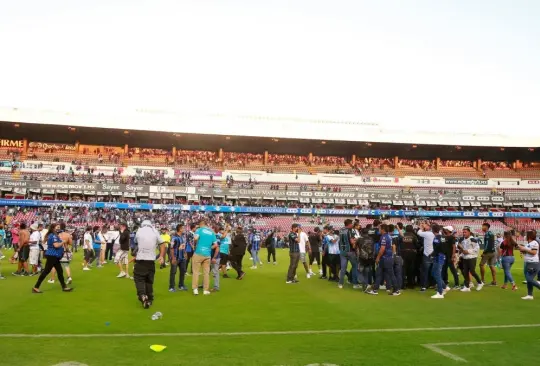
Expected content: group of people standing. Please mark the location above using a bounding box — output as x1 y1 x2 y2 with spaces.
285 219 540 300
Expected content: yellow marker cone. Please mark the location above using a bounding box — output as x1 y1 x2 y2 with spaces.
150 345 167 353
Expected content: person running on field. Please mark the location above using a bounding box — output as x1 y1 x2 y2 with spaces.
32 223 73 293
49 223 73 285
13 223 30 276
28 223 43 276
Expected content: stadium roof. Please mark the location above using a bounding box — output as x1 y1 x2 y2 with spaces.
0 106 538 148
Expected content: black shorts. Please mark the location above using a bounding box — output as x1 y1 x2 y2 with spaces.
309 252 321 265
84 249 94 261
18 246 30 262
219 254 229 264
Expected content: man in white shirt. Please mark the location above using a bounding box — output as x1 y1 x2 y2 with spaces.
133 220 165 309
417 221 435 292
298 226 312 278
83 227 94 271
28 223 43 275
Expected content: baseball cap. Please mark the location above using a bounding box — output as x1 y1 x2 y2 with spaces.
443 226 455 232
30 223 39 231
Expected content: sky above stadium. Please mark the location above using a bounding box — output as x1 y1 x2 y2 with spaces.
1 0 539 138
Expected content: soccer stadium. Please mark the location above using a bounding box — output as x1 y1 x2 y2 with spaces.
1 2 540 366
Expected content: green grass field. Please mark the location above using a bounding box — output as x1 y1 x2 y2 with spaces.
0 249 539 366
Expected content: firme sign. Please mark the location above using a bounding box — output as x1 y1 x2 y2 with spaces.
0 139 24 148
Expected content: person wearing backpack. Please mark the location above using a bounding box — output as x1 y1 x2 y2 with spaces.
357 228 375 292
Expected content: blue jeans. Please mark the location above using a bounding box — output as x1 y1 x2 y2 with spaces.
431 260 445 295
393 256 403 290
339 252 358 285
421 255 433 289
251 250 260 266
374 257 397 292
211 258 221 290
501 256 515 285
525 262 540 296
93 248 101 265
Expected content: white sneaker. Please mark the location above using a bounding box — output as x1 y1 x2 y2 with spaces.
47 279 55 284
117 272 126 278
83 267 90 271
443 286 451 294
309 271 315 276
249 257 253 260
286 280 293 284
0 255 5 260
380 285 387 290
66 277 72 285
307 273 311 279
193 288 199 295
273 262 277 265
250 266 257 270
460 287 471 292
203 291 211 295
338 284 343 289
476 283 484 291
431 293 444 299
102 261 107 265
259 262 263 266
521 295 534 300
353 285 362 290
319 269 323 275
469 282 474 289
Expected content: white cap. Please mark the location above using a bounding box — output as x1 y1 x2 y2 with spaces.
443 226 455 232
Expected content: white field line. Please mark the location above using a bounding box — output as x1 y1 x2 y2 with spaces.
0 324 538 338
421 341 503 362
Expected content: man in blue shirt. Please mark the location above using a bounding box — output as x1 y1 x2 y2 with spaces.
193 220 219 296
368 224 400 296
480 223 498 286
169 224 187 292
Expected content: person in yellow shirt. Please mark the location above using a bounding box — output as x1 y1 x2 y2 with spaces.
160 226 172 266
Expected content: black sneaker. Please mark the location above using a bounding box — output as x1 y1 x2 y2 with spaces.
238 272 246 280
420 288 427 292
292 279 300 283
223 274 230 279
12 271 22 276
319 276 328 280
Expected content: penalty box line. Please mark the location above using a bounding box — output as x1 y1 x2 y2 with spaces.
0 323 539 338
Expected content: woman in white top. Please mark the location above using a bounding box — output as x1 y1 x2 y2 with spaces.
518 231 540 300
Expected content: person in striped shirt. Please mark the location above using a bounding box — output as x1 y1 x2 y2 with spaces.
338 219 359 289
286 224 301 284
169 224 187 292
250 230 262 269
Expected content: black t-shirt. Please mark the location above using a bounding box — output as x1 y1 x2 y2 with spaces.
119 230 130 251
401 233 419 251
441 235 455 258
309 234 321 252
368 228 381 244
